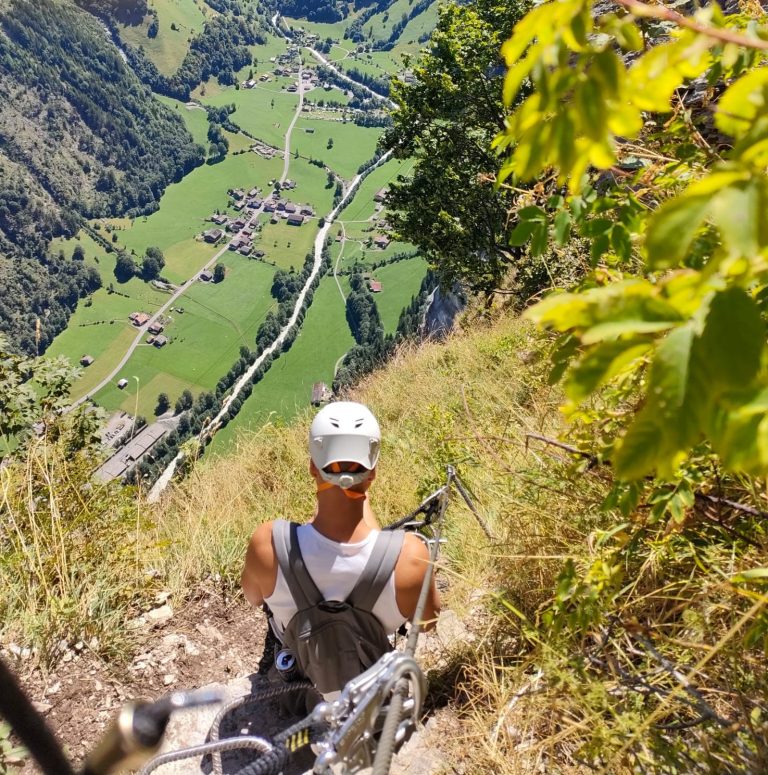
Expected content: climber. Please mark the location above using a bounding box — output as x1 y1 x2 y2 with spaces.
241 400 440 698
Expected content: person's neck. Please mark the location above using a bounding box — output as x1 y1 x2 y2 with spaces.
312 489 372 543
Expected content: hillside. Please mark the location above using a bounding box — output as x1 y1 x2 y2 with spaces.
0 0 204 352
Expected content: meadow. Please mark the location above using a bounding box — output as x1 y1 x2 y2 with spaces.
92 257 277 418
119 0 209 76
259 219 317 271
156 96 210 150
209 275 355 452
370 256 428 333
109 152 283 283
292 118 382 179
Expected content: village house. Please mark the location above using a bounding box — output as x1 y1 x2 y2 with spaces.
311 382 333 406
239 246 252 256
243 78 256 89
229 238 242 251
285 202 297 214
373 234 391 249
276 201 286 211
254 249 265 258
248 188 259 198
199 269 213 282
300 205 314 216
233 201 245 212
211 214 228 225
373 188 388 203
153 335 168 348
80 355 94 367
263 202 276 213
148 322 164 335
287 214 304 227
230 188 245 200
369 280 383 293
203 228 223 243
129 312 150 327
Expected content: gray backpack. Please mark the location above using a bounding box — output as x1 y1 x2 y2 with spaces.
272 520 405 695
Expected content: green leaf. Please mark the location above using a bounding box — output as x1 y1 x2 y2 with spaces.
731 568 768 583
518 205 547 222
709 178 768 259
645 193 710 269
581 320 677 344
566 339 651 401
699 287 765 389
716 67 768 138
610 223 632 261
613 409 663 480
530 221 549 257
554 209 571 246
509 219 538 246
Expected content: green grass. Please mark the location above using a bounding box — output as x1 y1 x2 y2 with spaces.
120 0 209 76
370 256 428 333
209 275 353 451
285 15 355 42
285 157 335 213
203 86 299 149
92 257 277 417
108 152 284 283
338 157 414 223
260 218 317 271
156 96 210 150
292 119 382 179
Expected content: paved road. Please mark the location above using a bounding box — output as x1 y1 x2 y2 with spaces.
73 64 305 409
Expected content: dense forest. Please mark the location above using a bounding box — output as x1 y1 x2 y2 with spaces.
0 0 204 354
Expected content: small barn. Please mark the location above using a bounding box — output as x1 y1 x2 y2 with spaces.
80 355 94 367
117 378 129 389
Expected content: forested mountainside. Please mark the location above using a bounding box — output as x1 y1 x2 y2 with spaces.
0 0 204 353
281 0 393 24
74 0 148 24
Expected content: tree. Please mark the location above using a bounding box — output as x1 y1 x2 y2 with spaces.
155 392 170 416
114 253 137 282
175 388 194 415
141 256 161 280
72 245 85 261
148 16 158 38
327 137 334 149
213 264 225 283
381 0 527 293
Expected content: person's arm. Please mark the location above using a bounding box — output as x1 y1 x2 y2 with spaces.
394 533 441 631
241 521 277 608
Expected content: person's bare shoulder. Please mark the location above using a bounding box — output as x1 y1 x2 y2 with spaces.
241 521 277 606
394 532 440 627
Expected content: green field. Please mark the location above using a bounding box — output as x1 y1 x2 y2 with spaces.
209 275 354 452
204 86 299 150
261 219 317 271
292 119 382 179
157 96 209 150
109 152 283 283
120 0 209 76
92 257 277 418
371 256 428 333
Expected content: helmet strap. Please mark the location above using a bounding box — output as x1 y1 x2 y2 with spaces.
316 481 367 500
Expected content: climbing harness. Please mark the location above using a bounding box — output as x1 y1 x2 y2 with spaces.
0 465 489 775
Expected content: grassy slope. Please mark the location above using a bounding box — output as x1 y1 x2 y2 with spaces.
209 275 355 452
157 96 210 149
119 0 209 76
371 256 427 332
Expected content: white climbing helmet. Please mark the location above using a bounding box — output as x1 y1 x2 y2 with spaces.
309 401 381 489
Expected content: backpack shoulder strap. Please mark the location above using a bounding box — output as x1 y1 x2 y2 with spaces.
271 520 322 610
348 529 405 613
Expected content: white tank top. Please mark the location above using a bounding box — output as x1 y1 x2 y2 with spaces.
265 523 406 638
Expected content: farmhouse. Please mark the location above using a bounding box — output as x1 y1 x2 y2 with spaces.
373 234 391 249
311 382 332 406
373 188 388 203
239 246 252 256
203 228 223 243
199 269 213 282
148 322 164 335
285 202 297 213
211 214 228 225
95 421 171 482
276 201 286 211
369 280 383 293
248 187 259 197
130 312 150 327
153 335 168 348
233 201 245 212
300 205 314 216
287 214 304 226
263 202 276 213
80 355 94 366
